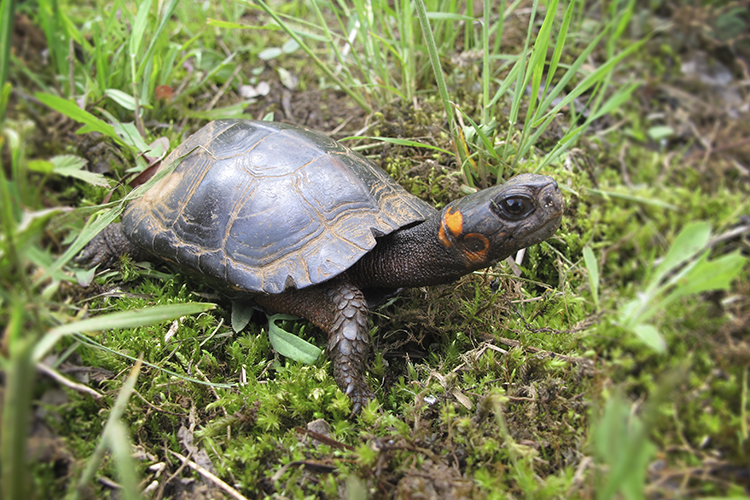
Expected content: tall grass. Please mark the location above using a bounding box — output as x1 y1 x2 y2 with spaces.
241 0 640 187
0 0 13 123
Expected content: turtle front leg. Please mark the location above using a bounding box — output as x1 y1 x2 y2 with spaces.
254 279 374 415
75 223 145 268
323 282 373 414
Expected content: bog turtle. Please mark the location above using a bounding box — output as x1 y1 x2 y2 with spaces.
78 119 565 413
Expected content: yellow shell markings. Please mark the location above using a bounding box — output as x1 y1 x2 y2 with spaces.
218 131 277 266
443 207 464 237
264 155 374 290
140 168 184 207
169 154 220 266
217 134 374 292
164 150 219 233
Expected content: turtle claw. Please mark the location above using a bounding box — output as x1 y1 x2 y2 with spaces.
74 223 142 269
74 238 110 268
348 386 375 416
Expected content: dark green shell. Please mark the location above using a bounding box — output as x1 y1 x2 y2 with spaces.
123 120 436 294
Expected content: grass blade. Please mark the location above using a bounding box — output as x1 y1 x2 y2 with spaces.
0 0 14 122
344 136 452 155
138 0 179 80
33 302 216 363
72 357 143 500
72 332 235 388
0 302 34 500
105 421 141 500
414 0 460 162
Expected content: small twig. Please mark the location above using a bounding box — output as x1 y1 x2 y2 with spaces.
36 363 103 399
204 65 242 112
294 427 355 451
97 475 122 490
132 390 187 417
494 336 593 367
168 450 249 500
618 142 632 187
154 447 193 500
328 116 354 136
710 224 750 247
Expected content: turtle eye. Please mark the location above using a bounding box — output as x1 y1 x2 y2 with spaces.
493 195 534 221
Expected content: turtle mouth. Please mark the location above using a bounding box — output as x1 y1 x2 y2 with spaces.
528 214 563 244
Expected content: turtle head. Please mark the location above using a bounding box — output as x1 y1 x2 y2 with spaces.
437 173 564 270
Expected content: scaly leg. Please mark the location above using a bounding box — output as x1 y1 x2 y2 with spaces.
75 223 145 268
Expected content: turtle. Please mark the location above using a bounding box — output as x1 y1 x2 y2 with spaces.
77 119 565 414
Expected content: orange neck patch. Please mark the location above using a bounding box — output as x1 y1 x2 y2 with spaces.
438 207 464 249
443 207 463 237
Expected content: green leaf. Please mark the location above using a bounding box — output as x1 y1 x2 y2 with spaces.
631 324 666 353
651 221 711 287
105 88 137 111
50 155 110 187
593 392 657 500
129 0 153 59
26 159 54 174
647 125 673 141
281 39 299 53
665 250 747 305
113 121 150 151
33 302 216 362
231 300 255 333
583 246 600 310
258 47 283 60
35 93 125 146
267 314 321 365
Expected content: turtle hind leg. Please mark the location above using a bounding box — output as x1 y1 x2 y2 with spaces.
75 223 143 268
254 279 375 415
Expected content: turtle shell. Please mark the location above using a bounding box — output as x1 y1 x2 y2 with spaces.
123 120 436 294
